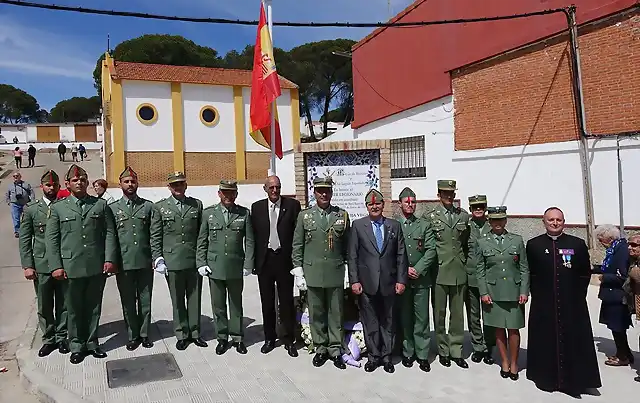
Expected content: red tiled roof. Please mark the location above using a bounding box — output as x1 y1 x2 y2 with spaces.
111 61 298 89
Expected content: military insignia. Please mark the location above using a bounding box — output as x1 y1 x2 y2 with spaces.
39 225 45 233
335 219 345 225
304 213 309 219
513 255 519 263
545 249 549 254
417 239 424 252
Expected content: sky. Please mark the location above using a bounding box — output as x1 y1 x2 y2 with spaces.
0 0 415 113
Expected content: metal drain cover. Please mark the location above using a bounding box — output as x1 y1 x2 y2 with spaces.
106 353 182 388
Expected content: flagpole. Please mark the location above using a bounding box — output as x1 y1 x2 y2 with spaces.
265 0 277 176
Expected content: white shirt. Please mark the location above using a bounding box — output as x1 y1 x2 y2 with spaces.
268 198 281 250
42 196 52 206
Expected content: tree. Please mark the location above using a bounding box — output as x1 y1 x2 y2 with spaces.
0 84 41 123
93 34 223 93
49 96 101 123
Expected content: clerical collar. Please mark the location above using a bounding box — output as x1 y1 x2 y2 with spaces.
547 233 563 240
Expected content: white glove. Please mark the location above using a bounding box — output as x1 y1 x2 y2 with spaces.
344 263 349 289
243 269 251 276
198 266 212 277
290 267 307 291
155 258 168 275
290 267 304 277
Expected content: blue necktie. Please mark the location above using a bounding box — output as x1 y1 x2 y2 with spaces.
374 221 384 252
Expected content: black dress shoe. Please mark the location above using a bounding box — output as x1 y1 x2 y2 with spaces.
126 339 141 351
176 340 189 351
38 344 57 357
234 342 247 354
192 337 208 348
141 338 153 348
401 356 414 368
216 340 229 355
509 371 519 381
417 359 431 373
58 340 70 354
635 376 640 382
90 348 107 359
364 360 378 372
70 352 85 364
312 352 329 367
439 355 451 367
471 352 484 363
383 362 395 373
332 355 346 369
261 340 276 354
284 344 298 357
500 369 510 379
452 358 468 369
483 354 495 365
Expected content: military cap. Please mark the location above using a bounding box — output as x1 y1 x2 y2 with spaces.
119 166 138 180
487 206 508 219
313 176 333 189
398 187 416 201
167 171 186 183
437 179 457 191
65 164 87 180
41 170 60 185
219 180 238 191
365 188 384 204
468 194 488 206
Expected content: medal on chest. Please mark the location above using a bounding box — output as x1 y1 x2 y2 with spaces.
559 248 574 268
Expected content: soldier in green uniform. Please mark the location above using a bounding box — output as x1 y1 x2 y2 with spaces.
424 179 470 368
465 195 495 365
398 187 436 373
45 164 117 364
197 180 254 356
476 206 529 380
19 170 70 357
292 177 350 369
150 171 207 351
110 166 155 351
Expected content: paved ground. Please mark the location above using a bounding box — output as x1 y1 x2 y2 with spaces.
3 151 640 403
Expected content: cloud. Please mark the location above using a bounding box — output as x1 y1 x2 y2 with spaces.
0 14 96 81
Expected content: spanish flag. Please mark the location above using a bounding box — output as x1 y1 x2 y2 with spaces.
249 2 283 159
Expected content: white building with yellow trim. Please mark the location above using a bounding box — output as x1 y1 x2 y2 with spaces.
100 53 300 206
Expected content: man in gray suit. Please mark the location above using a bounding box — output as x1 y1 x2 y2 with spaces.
348 189 408 373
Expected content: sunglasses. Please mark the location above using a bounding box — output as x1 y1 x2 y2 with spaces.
630 242 640 247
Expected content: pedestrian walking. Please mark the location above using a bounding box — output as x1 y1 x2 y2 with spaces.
78 144 86 161
5 172 33 237
13 147 23 169
27 144 37 168
57 142 67 162
71 144 78 162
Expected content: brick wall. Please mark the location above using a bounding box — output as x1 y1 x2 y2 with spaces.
453 10 640 151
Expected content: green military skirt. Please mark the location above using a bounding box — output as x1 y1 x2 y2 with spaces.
483 301 525 329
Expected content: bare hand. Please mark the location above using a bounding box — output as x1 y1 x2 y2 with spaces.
408 267 418 279
395 283 406 295
52 269 67 280
481 295 492 305
103 262 117 274
23 268 36 280
351 282 363 295
519 294 529 304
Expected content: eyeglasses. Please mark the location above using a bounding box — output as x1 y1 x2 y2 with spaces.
267 186 281 190
630 242 640 247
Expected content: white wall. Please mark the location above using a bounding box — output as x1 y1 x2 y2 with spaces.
122 80 173 152
243 88 294 153
182 84 235 152
0 126 26 143
59 125 75 142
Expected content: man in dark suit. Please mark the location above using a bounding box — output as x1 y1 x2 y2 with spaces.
251 175 301 357
348 189 408 373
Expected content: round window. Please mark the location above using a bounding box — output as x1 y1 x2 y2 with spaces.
200 105 220 127
136 103 158 125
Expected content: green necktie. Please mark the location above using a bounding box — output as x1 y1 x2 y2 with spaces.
224 210 229 225
320 210 328 229
497 235 503 245
77 199 85 215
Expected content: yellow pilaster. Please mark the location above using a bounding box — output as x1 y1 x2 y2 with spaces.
290 88 301 146
111 79 125 182
233 86 246 180
171 82 185 173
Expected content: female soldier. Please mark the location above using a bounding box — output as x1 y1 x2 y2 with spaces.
476 206 529 380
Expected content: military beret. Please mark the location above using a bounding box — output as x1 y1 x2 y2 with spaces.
41 170 60 185
487 206 508 219
167 171 186 183
219 180 238 191
468 195 487 206
313 176 333 189
437 179 457 191
398 187 416 201
365 189 384 204
119 166 138 180
65 164 87 180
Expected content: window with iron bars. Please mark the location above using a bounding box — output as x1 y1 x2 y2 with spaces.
390 135 426 179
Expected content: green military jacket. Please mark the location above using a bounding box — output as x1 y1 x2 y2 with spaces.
466 218 492 288
110 196 154 271
400 214 437 288
150 196 203 271
292 204 350 288
45 195 117 278
19 198 56 273
475 231 529 301
423 204 470 286
196 203 255 280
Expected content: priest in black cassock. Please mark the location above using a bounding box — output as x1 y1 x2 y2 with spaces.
525 207 601 397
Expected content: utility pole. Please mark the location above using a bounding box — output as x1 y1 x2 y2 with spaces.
566 6 596 250
616 135 625 237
